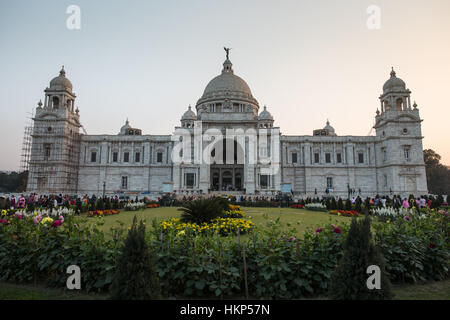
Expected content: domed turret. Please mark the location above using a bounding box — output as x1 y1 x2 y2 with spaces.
258 106 273 121
383 68 406 94
49 66 73 92
181 105 196 128
119 118 142 135
379 67 412 113
323 120 336 136
258 105 274 128
119 119 131 135
181 105 197 120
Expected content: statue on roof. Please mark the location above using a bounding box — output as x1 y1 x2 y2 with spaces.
224 47 231 60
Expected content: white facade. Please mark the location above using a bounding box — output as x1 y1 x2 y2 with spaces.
27 58 428 198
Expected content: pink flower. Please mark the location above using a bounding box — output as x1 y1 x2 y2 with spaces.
333 226 342 234
59 215 64 223
404 216 411 221
429 243 435 249
287 236 296 242
0 218 8 225
33 215 42 224
51 220 62 228
315 227 323 233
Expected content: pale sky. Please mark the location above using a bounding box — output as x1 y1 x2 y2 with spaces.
1 0 449 170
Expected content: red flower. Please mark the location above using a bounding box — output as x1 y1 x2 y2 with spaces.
333 226 342 234
429 243 435 249
315 227 323 233
51 220 62 228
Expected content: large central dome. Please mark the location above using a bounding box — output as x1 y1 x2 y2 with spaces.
202 60 253 97
196 59 258 106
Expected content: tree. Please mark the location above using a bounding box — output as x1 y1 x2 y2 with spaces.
110 216 161 300
0 171 28 192
345 198 352 211
329 216 393 300
423 149 450 195
337 198 344 210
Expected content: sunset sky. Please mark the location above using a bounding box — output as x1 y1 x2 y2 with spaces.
1 0 449 170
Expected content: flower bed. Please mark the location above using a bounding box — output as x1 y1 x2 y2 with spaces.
0 207 448 299
88 209 120 217
305 203 327 212
329 210 360 217
124 202 146 211
290 204 305 209
159 205 253 236
146 203 160 209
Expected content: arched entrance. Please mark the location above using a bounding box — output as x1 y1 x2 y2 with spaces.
209 137 244 191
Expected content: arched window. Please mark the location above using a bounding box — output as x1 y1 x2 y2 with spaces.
396 98 403 110
52 96 60 108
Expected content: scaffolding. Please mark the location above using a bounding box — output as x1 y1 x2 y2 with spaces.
27 114 82 194
20 110 34 172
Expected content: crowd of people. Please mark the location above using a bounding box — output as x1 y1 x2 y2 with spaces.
0 192 446 212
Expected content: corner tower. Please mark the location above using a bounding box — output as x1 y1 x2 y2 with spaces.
374 68 427 196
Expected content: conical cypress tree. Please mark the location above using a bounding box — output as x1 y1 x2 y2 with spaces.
110 216 161 300
331 197 337 210
337 198 344 210
355 197 362 213
345 198 352 211
329 216 393 300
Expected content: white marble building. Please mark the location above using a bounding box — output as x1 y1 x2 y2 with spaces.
27 54 428 198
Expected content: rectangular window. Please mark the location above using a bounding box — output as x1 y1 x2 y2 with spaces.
314 153 320 164
292 153 298 164
260 175 269 189
336 153 342 163
123 152 129 163
404 148 410 160
121 176 128 189
135 152 140 163
382 148 387 162
91 151 97 163
112 152 118 162
186 173 195 188
327 177 333 189
157 152 163 163
44 144 51 160
358 153 364 164
325 153 331 163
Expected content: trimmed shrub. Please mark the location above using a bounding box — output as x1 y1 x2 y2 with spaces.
329 216 393 300
110 216 161 300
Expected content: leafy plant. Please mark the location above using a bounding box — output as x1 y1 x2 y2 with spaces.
178 198 228 224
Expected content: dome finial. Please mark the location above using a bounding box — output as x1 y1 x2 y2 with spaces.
126 118 129 125
326 118 330 126
60 65 66 77
390 67 396 78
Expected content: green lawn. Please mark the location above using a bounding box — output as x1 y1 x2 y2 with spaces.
77 206 352 237
1 280 448 300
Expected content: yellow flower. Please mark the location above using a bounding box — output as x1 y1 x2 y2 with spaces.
177 230 185 237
